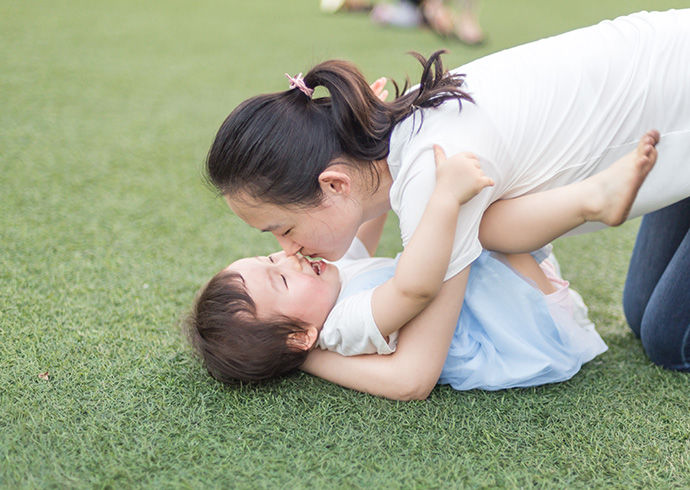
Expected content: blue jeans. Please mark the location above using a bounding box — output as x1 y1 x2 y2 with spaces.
623 197 690 371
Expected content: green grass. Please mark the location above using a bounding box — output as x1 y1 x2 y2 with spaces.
2 0 690 487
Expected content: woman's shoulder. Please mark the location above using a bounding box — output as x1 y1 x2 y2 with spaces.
388 99 502 184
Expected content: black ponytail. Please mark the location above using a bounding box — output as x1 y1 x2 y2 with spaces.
206 50 472 206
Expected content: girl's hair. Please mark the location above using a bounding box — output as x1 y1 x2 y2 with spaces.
185 268 309 384
206 50 472 206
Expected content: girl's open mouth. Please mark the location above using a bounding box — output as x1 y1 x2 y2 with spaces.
310 260 324 275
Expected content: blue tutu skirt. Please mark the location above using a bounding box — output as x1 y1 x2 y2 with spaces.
438 251 607 391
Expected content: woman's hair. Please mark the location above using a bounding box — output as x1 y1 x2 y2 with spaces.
206 50 472 206
185 268 309 384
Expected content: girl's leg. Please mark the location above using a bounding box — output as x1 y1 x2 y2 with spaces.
479 131 659 253
504 253 557 295
623 197 690 371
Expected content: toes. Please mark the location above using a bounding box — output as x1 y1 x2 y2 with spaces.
638 130 661 154
637 143 652 159
644 130 660 147
639 141 653 157
649 129 661 145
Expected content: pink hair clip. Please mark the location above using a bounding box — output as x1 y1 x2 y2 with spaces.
285 72 314 98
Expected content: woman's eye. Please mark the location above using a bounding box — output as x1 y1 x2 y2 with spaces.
282 228 293 237
281 274 288 289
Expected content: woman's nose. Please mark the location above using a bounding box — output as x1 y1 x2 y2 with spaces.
275 234 302 257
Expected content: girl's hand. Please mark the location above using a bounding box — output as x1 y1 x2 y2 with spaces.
433 145 494 204
370 77 389 102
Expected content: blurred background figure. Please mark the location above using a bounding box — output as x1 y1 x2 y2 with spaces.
371 0 485 45
370 0 423 28
320 0 374 13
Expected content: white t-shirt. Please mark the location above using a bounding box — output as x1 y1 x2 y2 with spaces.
317 239 399 356
388 10 690 280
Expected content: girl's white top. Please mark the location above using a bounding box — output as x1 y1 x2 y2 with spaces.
317 238 399 356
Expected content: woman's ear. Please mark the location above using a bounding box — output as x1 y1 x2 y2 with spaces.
287 327 319 351
318 164 352 197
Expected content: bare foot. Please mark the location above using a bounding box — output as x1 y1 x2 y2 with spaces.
585 130 660 226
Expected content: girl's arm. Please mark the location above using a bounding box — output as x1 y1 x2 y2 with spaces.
371 148 493 338
302 268 470 400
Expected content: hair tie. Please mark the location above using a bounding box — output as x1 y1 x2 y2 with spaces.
285 73 314 98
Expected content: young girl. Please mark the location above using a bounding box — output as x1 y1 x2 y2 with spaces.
206 11 690 398
189 134 656 390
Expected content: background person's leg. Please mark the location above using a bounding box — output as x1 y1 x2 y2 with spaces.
623 197 690 337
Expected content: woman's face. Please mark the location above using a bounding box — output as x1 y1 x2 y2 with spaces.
226 190 363 261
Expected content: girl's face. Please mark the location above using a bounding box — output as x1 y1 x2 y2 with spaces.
226 252 341 329
226 188 363 262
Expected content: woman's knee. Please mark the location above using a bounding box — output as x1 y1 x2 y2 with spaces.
623 200 690 338
640 314 690 371
622 278 644 338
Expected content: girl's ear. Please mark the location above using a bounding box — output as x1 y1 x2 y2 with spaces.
318 164 352 196
287 327 319 351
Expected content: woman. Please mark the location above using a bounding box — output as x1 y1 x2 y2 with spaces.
206 10 690 399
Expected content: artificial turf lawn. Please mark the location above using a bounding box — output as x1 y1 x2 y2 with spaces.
2 0 689 487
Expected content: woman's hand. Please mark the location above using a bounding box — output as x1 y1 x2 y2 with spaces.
370 77 389 102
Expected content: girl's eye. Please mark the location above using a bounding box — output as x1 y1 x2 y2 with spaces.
282 228 293 237
268 255 275 263
281 274 288 289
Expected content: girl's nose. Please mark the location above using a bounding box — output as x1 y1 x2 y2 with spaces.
285 254 303 271
273 252 301 271
275 234 302 257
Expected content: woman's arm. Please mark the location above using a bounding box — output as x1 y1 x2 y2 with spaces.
355 211 389 257
301 268 470 400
